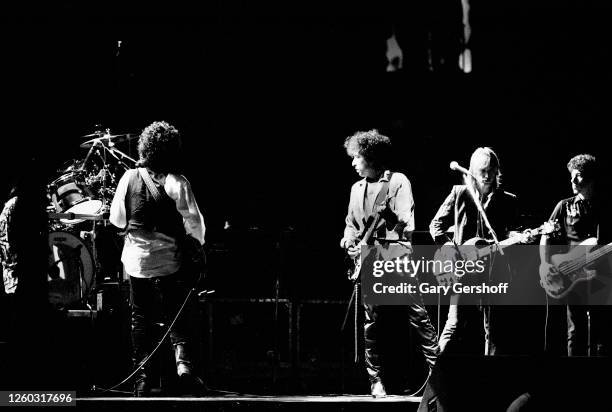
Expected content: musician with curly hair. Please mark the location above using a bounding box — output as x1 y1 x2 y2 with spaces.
110 121 206 396
341 129 439 397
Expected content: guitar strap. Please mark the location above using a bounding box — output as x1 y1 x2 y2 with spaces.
138 168 188 240
138 168 204 283
373 178 391 212
138 167 192 240
118 168 163 236
362 175 392 244
138 167 163 203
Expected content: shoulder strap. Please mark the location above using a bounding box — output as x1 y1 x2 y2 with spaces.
368 173 392 221
373 179 391 211
138 167 163 203
359 175 392 244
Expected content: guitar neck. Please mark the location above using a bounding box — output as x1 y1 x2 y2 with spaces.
475 224 555 258
584 242 612 267
476 236 521 258
358 214 383 246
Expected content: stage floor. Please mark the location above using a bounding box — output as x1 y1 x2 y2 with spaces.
77 394 422 411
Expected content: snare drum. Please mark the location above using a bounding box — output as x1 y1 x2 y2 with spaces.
61 199 104 225
48 231 95 308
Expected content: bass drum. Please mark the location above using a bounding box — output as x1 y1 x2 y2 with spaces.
48 231 95 309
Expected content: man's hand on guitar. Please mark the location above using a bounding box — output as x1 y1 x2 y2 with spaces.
520 229 538 244
344 242 362 281
508 229 537 244
347 244 360 258
538 262 558 287
511 221 560 244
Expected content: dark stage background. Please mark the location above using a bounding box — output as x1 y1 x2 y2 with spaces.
1 0 612 394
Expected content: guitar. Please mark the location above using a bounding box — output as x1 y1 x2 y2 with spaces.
346 204 386 281
180 234 207 281
433 220 560 287
539 238 612 299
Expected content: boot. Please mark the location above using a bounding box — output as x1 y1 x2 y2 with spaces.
371 379 387 398
174 343 205 395
132 360 150 397
134 379 149 397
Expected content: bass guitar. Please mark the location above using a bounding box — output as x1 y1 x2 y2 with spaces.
539 238 612 299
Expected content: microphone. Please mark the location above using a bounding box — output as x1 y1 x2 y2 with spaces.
449 161 475 178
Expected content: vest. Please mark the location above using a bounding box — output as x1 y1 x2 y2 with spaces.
124 169 185 240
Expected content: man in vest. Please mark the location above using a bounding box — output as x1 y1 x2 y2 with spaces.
110 121 206 396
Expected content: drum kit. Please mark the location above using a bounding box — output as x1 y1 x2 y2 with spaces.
47 129 138 309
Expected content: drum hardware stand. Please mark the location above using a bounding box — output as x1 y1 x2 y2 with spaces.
47 182 60 212
82 219 115 288
84 133 136 210
77 228 98 310
80 133 105 172
93 134 111 212
80 136 109 292
107 146 136 171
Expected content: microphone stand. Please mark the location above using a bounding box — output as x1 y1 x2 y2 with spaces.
463 175 504 256
463 174 502 356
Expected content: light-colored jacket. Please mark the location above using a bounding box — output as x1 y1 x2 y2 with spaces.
341 170 415 248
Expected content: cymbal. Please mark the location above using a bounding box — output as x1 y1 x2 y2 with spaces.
81 132 104 138
81 132 127 139
80 133 137 148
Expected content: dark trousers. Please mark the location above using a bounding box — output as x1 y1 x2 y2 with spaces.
565 277 612 356
130 272 199 375
439 298 487 355
567 305 612 356
364 300 439 383
439 261 512 356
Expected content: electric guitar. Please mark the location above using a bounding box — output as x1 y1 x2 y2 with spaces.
539 238 612 299
181 234 207 282
346 204 386 281
433 220 560 287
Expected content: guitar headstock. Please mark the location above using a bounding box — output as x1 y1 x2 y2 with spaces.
538 219 561 236
512 220 560 244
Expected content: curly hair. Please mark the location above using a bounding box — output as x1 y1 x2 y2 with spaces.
343 129 392 169
469 147 503 189
137 121 182 174
567 154 598 181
